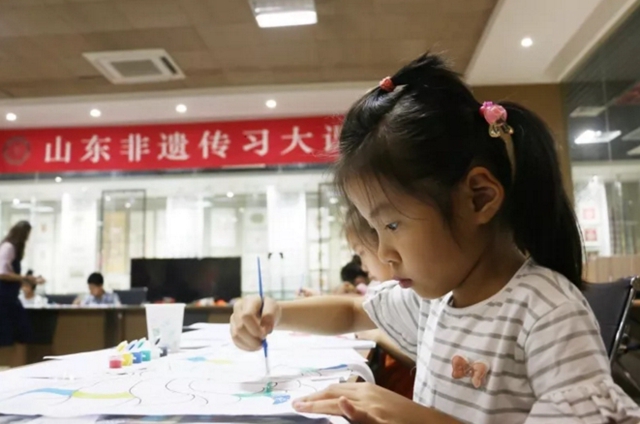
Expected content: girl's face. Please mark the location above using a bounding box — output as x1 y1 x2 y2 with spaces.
347 173 501 299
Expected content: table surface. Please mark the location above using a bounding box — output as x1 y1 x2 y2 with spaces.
1 325 367 424
24 305 233 311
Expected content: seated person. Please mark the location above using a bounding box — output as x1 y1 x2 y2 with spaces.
25 269 46 285
74 272 121 306
344 208 414 396
300 207 415 399
18 279 48 307
337 257 369 295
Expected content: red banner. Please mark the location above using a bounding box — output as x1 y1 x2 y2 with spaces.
0 116 341 174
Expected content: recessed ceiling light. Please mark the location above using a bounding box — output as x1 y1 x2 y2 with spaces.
250 0 317 28
105 195 111 202
226 191 234 198
12 198 19 205
521 37 533 48
266 99 277 109
55 176 62 183
125 202 131 209
176 104 187 113
5 113 17 122
329 197 339 204
575 129 621 145
90 108 101 118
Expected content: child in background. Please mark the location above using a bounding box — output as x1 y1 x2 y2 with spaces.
345 206 415 399
300 256 367 296
300 206 414 398
19 279 47 308
338 256 368 295
230 53 640 423
73 272 121 306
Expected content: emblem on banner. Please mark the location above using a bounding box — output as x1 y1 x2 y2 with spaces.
2 136 31 166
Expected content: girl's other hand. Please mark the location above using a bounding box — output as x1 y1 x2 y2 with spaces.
230 295 281 351
297 288 317 297
292 382 458 424
355 329 380 343
333 282 358 295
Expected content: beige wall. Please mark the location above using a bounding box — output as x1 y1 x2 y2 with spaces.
472 84 572 200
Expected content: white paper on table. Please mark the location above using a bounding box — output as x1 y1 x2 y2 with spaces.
0 351 357 417
185 322 220 330
1 356 158 381
21 417 100 424
267 331 376 351
0 347 367 418
0 376 343 418
0 347 369 416
183 324 376 350
179 339 223 349
44 349 112 361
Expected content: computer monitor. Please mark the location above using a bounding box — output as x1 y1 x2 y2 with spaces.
47 294 77 305
114 287 148 305
130 257 241 303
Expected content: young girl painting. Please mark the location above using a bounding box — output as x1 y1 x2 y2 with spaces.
230 54 640 423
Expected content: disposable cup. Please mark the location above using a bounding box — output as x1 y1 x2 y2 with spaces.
144 303 185 353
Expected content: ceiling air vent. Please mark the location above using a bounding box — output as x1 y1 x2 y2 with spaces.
83 49 185 85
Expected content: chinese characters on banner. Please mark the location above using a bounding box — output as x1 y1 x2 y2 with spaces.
0 116 342 174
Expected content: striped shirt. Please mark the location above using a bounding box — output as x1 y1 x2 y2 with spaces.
363 260 640 424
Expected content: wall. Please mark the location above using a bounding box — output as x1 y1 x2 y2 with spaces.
472 84 573 198
0 170 342 297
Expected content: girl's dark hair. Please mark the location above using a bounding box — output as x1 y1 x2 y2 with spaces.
340 259 368 284
2 220 32 261
334 53 583 288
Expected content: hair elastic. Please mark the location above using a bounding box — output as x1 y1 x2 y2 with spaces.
379 76 395 92
479 102 516 179
479 102 513 138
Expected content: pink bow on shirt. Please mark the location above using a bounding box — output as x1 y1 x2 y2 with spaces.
451 355 489 389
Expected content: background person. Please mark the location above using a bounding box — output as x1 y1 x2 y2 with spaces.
73 272 121 306
0 221 41 366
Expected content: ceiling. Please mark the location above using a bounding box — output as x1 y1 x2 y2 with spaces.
0 0 497 99
0 83 372 128
566 3 640 163
0 0 637 129
466 0 640 85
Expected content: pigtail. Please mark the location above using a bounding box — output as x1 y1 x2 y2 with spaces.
502 102 583 288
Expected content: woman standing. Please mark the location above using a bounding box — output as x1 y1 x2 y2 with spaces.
0 221 39 366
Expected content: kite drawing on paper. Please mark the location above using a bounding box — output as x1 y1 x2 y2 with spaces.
0 372 338 417
0 347 366 418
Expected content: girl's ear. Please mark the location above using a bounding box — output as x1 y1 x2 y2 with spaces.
462 167 505 225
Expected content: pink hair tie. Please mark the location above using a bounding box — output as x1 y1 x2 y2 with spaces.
480 101 516 179
379 76 395 92
479 101 513 138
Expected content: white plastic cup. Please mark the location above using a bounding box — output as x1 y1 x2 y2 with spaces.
144 303 185 353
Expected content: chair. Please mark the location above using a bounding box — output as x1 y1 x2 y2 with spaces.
582 277 637 360
582 277 639 393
